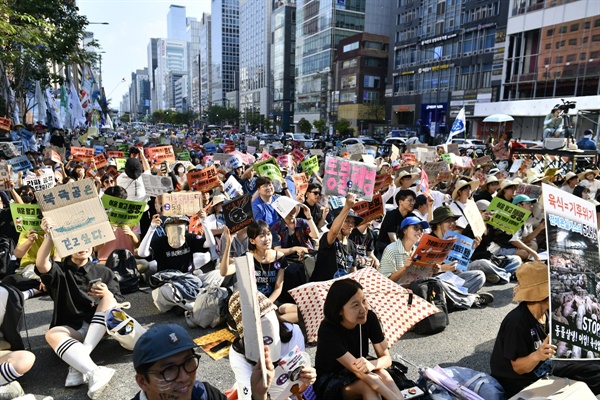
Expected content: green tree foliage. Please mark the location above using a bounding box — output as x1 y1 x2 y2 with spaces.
361 103 386 121
206 104 239 126
0 0 95 119
334 119 352 136
151 109 198 126
297 118 312 135
312 118 326 135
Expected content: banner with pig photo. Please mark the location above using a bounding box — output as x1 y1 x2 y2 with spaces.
542 183 600 359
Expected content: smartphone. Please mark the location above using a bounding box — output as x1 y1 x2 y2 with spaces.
160 161 168 174
88 278 102 290
209 340 231 353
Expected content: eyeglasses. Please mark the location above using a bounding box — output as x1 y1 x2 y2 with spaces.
147 354 200 382
411 225 423 232
405 198 416 203
310 191 322 196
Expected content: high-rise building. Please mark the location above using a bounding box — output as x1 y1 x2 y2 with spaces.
199 13 212 118
155 38 187 110
129 68 150 121
187 18 201 114
271 0 296 133
167 5 187 41
295 0 366 127
364 0 394 37
211 0 239 106
147 38 159 112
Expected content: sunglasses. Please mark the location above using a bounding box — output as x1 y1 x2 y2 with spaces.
310 191 322 195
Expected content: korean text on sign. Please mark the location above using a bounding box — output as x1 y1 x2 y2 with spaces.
323 156 377 202
486 197 531 235
146 146 176 165
34 178 115 258
101 195 146 226
352 194 384 224
187 166 221 192
10 203 42 233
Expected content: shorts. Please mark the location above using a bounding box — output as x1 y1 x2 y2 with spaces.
76 321 90 338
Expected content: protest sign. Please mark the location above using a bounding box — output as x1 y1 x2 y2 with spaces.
398 234 457 285
443 231 474 271
223 194 254 233
8 155 32 173
291 149 306 164
101 195 146 226
187 166 221 192
117 144 130 152
93 153 107 169
446 143 459 154
390 144 400 161
10 203 42 233
177 150 191 161
373 172 393 192
146 145 176 165
234 252 267 383
35 178 115 258
352 194 384 224
272 196 299 219
93 145 105 155
516 183 542 199
115 158 127 171
228 150 254 166
204 142 218 153
0 143 20 158
401 153 417 166
361 154 375 166
459 200 487 237
415 149 436 163
543 183 600 360
347 143 365 155
0 117 10 131
44 148 62 163
223 175 243 198
70 146 94 162
441 153 452 164
276 155 292 169
24 174 55 191
291 173 309 197
437 170 452 181
309 149 323 156
212 153 231 164
247 146 256 155
474 155 492 166
161 192 203 216
486 197 530 234
329 195 345 210
509 159 523 174
544 167 560 179
227 155 244 170
323 156 377 201
254 158 283 182
300 156 319 175
107 150 125 159
141 174 174 197
258 150 273 162
422 161 447 179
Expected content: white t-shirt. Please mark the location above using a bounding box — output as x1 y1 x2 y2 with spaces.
116 171 148 203
230 323 305 400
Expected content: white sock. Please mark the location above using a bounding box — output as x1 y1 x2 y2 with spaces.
83 313 106 353
22 289 36 300
0 363 21 385
55 338 97 375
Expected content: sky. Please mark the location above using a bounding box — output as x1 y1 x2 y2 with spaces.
77 0 211 109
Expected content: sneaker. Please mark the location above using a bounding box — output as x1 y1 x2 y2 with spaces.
0 381 25 400
65 366 86 387
486 274 501 284
86 366 115 399
473 292 494 308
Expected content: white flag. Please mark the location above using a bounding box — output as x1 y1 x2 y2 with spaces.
8 87 19 125
44 88 63 130
446 107 466 144
35 81 47 123
68 81 87 128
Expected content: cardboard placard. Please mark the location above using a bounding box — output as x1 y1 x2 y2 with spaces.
352 194 384 224
516 184 542 200
291 149 306 164
187 166 221 192
223 175 243 198
34 178 115 257
223 194 254 234
254 158 283 182
10 203 43 233
8 155 32 173
300 155 319 175
438 170 452 181
310 149 323 156
146 145 176 165
487 197 531 235
101 195 146 226
44 148 62 163
291 173 309 197
461 200 487 237
107 150 125 159
401 153 417 166
347 143 365 155
443 231 474 271
23 174 55 191
422 161 447 180
161 192 203 216
474 155 492 166
509 159 523 174
70 146 94 162
446 143 460 154
373 172 393 192
93 153 107 169
323 156 377 201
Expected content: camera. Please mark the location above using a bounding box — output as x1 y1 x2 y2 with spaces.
557 100 576 112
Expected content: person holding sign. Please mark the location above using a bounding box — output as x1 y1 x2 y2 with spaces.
251 177 284 228
297 182 329 229
270 202 319 259
35 217 124 399
449 179 480 233
490 261 600 397
314 279 403 400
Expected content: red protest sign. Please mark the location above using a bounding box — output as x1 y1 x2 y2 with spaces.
0 117 11 131
71 146 94 162
352 194 384 224
146 146 175 165
187 165 221 192
44 148 62 163
374 172 393 192
93 153 107 169
277 155 292 169
401 153 417 166
291 149 306 164
223 143 235 153
107 150 125 158
323 156 377 201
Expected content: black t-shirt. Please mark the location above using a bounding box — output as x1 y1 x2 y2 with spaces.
310 235 357 282
473 189 493 203
50 133 65 148
298 201 323 223
151 233 208 272
490 302 550 398
254 252 288 298
377 209 413 248
131 381 226 400
349 228 375 258
315 310 385 376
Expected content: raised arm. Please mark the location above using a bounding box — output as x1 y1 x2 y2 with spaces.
326 193 356 245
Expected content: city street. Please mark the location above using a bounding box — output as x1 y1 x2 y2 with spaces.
18 279 516 399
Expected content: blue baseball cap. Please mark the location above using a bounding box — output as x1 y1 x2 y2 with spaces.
133 324 197 368
512 194 537 205
400 216 430 231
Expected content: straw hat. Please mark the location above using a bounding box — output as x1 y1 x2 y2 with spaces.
513 261 549 302
481 175 499 191
498 179 517 192
566 143 583 153
578 169 600 181
452 179 480 200
563 172 578 184
212 194 226 206
228 291 277 337
394 170 419 187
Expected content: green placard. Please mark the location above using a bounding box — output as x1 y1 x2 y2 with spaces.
115 158 127 171
117 144 129 152
441 153 452 164
253 158 283 182
101 194 146 226
178 150 191 161
486 197 531 235
300 155 319 175
10 203 43 233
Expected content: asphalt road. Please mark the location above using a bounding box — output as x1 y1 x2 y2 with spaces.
18 280 517 399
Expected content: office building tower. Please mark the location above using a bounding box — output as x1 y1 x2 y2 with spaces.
187 18 201 114
199 13 212 117
147 38 159 112
211 0 239 106
167 5 187 41
155 38 187 110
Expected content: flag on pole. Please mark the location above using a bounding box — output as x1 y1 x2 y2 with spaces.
81 65 96 112
60 85 68 127
420 168 429 195
8 87 20 125
68 80 87 128
445 107 466 144
44 88 63 130
35 81 47 124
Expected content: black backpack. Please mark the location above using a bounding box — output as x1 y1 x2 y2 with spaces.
105 249 140 294
0 238 15 279
409 278 449 335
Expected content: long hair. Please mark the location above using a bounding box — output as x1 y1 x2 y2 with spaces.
323 279 364 325
247 220 271 251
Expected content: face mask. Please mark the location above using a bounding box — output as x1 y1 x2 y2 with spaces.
165 224 186 248
21 195 34 204
257 310 281 361
177 167 185 174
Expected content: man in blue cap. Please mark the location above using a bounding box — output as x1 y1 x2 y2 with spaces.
132 324 274 400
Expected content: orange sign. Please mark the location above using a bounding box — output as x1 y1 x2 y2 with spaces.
0 117 11 131
93 153 107 169
291 173 309 197
352 194 384 224
146 146 175 165
44 148 62 163
186 166 221 192
107 151 125 158
71 146 94 162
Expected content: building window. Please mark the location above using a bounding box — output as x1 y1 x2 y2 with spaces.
580 53 587 61
559 26 567 34
570 23 579 32
342 59 358 69
365 41 383 50
568 38 577 46
364 75 380 88
363 91 380 105
547 28 554 36
594 19 600 28
543 57 551 65
545 43 551 50
556 55 563 63
566 54 576 62
364 58 381 67
584 21 591 29
591 51 600 59
343 41 359 52
593 35 600 42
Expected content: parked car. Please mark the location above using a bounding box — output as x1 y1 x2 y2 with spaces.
341 136 381 146
451 138 487 157
258 133 280 143
285 132 314 148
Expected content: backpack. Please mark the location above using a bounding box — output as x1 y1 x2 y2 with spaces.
150 270 204 313
417 366 504 400
185 285 230 328
105 249 140 294
409 278 449 335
